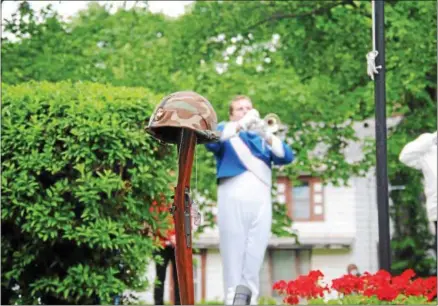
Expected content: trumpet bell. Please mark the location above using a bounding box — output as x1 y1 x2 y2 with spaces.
264 113 281 133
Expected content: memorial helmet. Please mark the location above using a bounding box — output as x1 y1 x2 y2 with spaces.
146 91 219 144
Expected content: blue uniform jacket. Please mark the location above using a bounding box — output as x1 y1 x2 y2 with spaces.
205 121 294 180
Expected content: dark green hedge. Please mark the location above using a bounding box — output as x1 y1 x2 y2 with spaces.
1 81 176 304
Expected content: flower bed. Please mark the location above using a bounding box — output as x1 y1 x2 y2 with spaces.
273 269 437 305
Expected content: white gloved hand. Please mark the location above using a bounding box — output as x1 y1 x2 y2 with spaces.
252 120 285 157
251 120 273 142
238 109 260 130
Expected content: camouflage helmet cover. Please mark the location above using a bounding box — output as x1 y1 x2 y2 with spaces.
146 91 220 144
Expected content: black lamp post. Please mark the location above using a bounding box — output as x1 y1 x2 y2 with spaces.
373 0 391 273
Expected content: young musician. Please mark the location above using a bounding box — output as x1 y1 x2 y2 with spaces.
205 95 294 305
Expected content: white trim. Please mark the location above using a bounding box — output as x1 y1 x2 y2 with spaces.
270 135 285 158
193 235 354 249
229 136 272 187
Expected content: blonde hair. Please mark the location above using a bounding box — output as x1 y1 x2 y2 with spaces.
229 95 252 115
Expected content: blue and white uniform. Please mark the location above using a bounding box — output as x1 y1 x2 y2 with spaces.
205 121 294 304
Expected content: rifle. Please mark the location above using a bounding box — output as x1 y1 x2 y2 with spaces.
146 91 219 305
170 128 196 305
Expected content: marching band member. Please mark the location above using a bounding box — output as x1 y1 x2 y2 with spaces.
205 95 294 305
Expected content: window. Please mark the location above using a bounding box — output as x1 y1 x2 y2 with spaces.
271 250 298 284
276 176 324 221
259 249 312 298
293 181 311 219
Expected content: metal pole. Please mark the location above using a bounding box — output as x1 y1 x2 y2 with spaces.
374 0 391 272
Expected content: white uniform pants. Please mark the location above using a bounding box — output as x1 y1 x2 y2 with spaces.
217 171 272 304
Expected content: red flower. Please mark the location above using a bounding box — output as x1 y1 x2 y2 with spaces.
406 276 437 300
307 270 324 281
273 271 327 304
427 290 437 302
376 284 398 301
332 274 364 295
405 278 425 297
424 277 437 301
284 295 299 305
392 271 414 293
400 268 416 280
363 287 377 297
273 280 287 293
272 269 437 304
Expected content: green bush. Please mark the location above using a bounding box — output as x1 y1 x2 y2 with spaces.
1 81 176 304
258 296 279 305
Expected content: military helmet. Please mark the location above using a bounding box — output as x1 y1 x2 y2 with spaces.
146 91 220 144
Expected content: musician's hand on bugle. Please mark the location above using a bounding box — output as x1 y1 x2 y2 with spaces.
252 121 286 157
248 118 272 144
220 109 260 141
237 109 260 131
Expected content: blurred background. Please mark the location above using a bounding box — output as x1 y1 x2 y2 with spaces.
2 1 436 304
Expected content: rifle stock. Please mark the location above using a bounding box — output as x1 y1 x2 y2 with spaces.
173 128 196 305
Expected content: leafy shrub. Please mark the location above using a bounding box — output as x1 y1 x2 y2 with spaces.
1 81 176 304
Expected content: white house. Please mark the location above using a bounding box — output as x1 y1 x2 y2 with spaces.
132 116 403 304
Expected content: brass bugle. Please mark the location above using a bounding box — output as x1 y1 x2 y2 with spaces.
263 113 282 134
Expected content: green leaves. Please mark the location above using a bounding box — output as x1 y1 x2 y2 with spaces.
29 264 127 304
1 81 174 304
2 2 437 301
